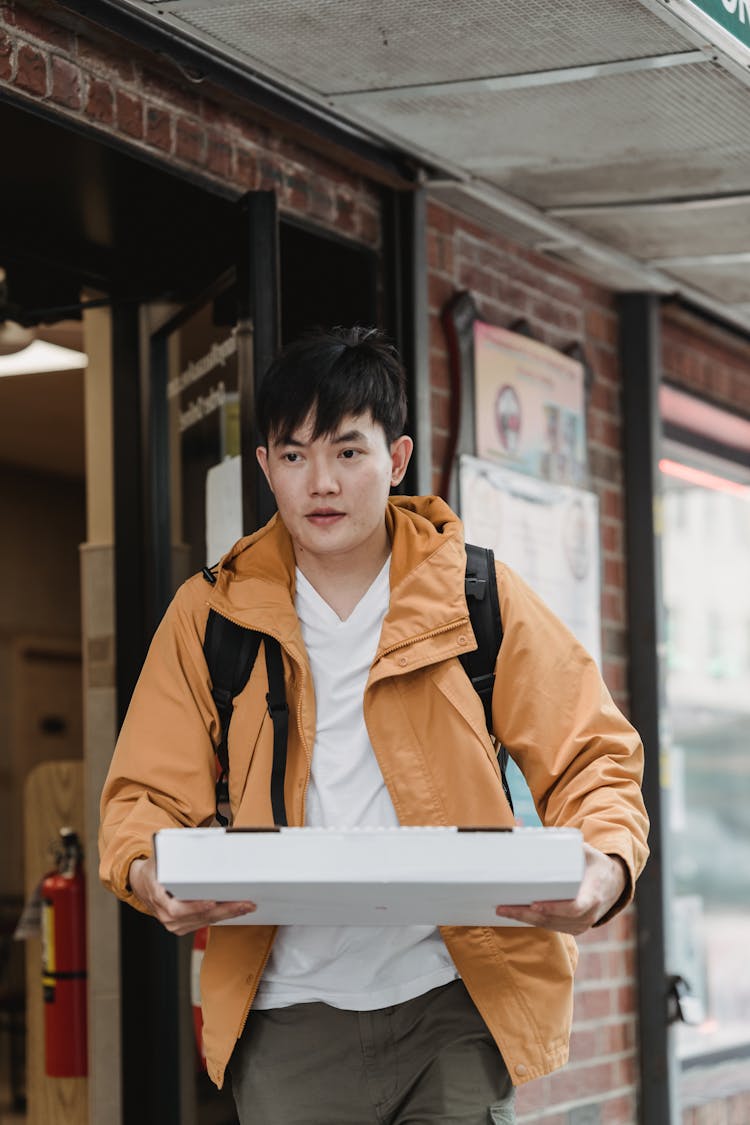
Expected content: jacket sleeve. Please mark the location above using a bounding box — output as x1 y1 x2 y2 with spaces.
99 580 219 913
492 563 649 922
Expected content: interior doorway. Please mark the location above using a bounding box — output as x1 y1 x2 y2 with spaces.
0 316 87 1121
280 218 379 343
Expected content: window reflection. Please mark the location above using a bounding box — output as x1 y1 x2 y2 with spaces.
661 446 750 1061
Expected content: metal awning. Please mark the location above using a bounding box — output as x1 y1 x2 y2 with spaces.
60 0 750 334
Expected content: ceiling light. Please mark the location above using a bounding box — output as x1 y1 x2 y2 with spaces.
659 458 750 498
0 319 35 356
0 340 88 378
0 265 36 356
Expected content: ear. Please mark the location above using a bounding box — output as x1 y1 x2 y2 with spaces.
256 446 274 494
389 435 414 487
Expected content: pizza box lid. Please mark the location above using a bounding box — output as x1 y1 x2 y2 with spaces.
154 825 584 926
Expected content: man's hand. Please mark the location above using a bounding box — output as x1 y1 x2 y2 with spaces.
494 844 628 935
129 855 256 937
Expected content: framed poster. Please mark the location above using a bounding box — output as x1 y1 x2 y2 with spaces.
474 320 586 487
459 455 601 666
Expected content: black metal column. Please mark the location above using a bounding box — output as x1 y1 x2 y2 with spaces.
382 185 430 496
113 302 181 1125
618 294 678 1125
237 190 279 533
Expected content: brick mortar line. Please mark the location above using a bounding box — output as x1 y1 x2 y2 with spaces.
516 1085 635 1121
572 1014 638 1031
563 1047 637 1068
574 978 637 993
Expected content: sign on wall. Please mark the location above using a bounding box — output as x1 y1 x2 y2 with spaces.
473 321 587 488
460 454 602 823
459 455 601 666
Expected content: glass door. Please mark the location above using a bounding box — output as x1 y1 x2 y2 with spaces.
117 191 278 1125
660 431 750 1068
146 193 279 625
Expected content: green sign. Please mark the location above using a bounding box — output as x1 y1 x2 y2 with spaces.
688 0 750 50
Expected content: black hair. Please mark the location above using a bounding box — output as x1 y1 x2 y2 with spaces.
257 326 408 446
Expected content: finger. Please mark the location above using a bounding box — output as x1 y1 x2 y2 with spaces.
168 900 255 926
205 901 256 923
161 897 217 918
495 904 592 933
161 901 255 935
528 898 577 910
494 905 538 924
154 897 218 926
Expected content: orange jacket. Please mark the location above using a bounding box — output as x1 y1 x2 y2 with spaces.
99 495 649 1089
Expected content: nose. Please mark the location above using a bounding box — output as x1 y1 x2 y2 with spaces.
309 458 339 496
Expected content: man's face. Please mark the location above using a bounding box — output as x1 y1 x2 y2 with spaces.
257 412 412 568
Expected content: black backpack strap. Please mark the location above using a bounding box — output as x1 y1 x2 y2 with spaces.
462 545 501 733
461 544 514 813
264 636 289 827
203 609 263 826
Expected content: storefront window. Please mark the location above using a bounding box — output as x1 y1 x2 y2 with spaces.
158 284 245 589
661 440 750 1062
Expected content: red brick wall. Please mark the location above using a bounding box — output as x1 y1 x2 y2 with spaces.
662 304 750 416
0 0 381 246
514 913 639 1125
427 200 639 1125
427 201 629 710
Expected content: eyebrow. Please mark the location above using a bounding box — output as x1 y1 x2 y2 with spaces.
274 429 369 448
332 429 368 444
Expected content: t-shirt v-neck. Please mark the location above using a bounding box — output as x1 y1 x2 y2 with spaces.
252 553 459 1011
294 554 391 630
294 555 393 829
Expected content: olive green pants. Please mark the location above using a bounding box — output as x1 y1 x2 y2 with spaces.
230 979 515 1124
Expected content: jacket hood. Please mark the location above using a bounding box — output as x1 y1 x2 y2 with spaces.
207 495 471 654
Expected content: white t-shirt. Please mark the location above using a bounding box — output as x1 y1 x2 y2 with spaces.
252 557 458 1011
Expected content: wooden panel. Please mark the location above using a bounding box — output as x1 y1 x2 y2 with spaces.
23 761 87 1125
5 640 83 902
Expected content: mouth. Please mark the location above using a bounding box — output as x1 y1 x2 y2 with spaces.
306 509 345 525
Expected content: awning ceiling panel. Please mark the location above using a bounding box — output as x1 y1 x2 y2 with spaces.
547 198 750 263
345 63 750 209
145 0 692 95
660 260 750 306
64 0 750 331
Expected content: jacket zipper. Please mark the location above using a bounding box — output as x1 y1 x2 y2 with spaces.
376 616 472 660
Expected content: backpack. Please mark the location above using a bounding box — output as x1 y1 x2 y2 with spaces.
201 544 512 826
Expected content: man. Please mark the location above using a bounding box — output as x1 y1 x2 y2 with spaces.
100 326 649 1125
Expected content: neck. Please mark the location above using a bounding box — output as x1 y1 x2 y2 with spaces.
294 528 391 620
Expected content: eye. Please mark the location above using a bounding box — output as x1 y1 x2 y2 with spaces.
282 451 302 463
339 448 360 460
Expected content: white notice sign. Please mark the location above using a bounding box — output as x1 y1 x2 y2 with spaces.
205 455 243 565
459 455 601 667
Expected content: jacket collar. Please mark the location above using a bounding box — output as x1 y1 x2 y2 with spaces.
206 496 472 662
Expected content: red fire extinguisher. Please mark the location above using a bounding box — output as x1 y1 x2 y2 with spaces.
41 826 88 1077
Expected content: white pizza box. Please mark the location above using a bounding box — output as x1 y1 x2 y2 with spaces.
154 825 584 926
